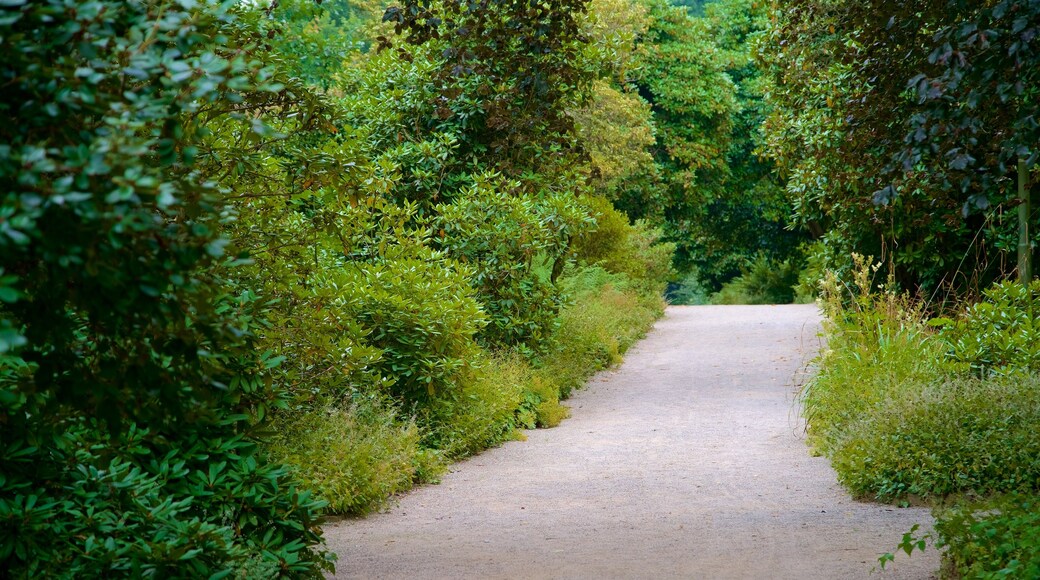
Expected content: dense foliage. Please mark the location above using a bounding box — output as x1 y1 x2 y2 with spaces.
15 0 1039 575
0 0 679 574
0 0 332 575
805 260 1040 577
761 0 1039 295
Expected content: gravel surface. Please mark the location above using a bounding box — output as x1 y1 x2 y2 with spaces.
324 305 940 579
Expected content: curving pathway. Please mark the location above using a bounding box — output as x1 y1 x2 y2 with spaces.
324 305 939 579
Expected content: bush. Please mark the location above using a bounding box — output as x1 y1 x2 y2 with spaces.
667 270 711 305
544 266 665 398
331 252 487 407
422 352 527 458
832 374 1040 500
572 196 674 292
435 175 591 353
810 262 1040 576
935 494 1040 579
710 255 801 304
265 398 436 515
0 1 330 574
802 257 949 454
938 280 1040 378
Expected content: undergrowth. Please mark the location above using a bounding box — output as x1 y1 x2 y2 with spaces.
267 215 670 516
807 257 1040 577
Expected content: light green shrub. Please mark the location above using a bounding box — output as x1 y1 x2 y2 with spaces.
328 253 488 406
938 280 1040 378
572 195 675 293
422 352 528 458
266 399 438 515
545 266 664 398
832 374 1040 500
434 176 591 354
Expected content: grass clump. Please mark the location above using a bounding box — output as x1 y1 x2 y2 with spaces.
804 263 949 456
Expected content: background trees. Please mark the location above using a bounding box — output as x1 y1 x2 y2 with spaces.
611 0 808 293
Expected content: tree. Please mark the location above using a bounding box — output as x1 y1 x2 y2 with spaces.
383 0 598 181
760 0 1038 295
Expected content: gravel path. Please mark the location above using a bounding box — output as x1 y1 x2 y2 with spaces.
324 305 940 579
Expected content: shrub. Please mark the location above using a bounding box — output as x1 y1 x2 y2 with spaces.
710 255 801 304
832 374 1040 500
572 196 675 292
435 175 590 353
938 280 1040 378
0 1 329 574
793 240 827 302
265 398 435 515
423 352 528 457
329 252 488 407
935 494 1040 579
545 266 664 398
667 269 711 305
801 257 951 453
810 261 1040 577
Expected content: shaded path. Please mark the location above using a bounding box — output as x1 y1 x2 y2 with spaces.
324 305 939 579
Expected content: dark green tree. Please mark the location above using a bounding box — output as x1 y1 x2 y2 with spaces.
761 0 1038 295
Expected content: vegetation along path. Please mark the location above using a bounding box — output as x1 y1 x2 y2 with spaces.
324 305 940 579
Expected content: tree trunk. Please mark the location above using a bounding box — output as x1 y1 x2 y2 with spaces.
1019 158 1032 283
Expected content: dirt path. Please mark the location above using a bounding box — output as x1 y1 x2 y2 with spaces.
324 305 940 579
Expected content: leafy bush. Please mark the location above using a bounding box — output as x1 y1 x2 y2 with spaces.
545 266 665 399
710 255 801 304
572 196 675 292
330 251 487 406
938 280 1040 378
793 240 827 303
423 352 528 457
810 262 1040 576
832 374 1040 500
0 1 330 574
435 175 591 353
935 494 1040 579
0 417 330 577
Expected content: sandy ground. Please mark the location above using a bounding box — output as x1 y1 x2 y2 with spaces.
323 305 941 579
